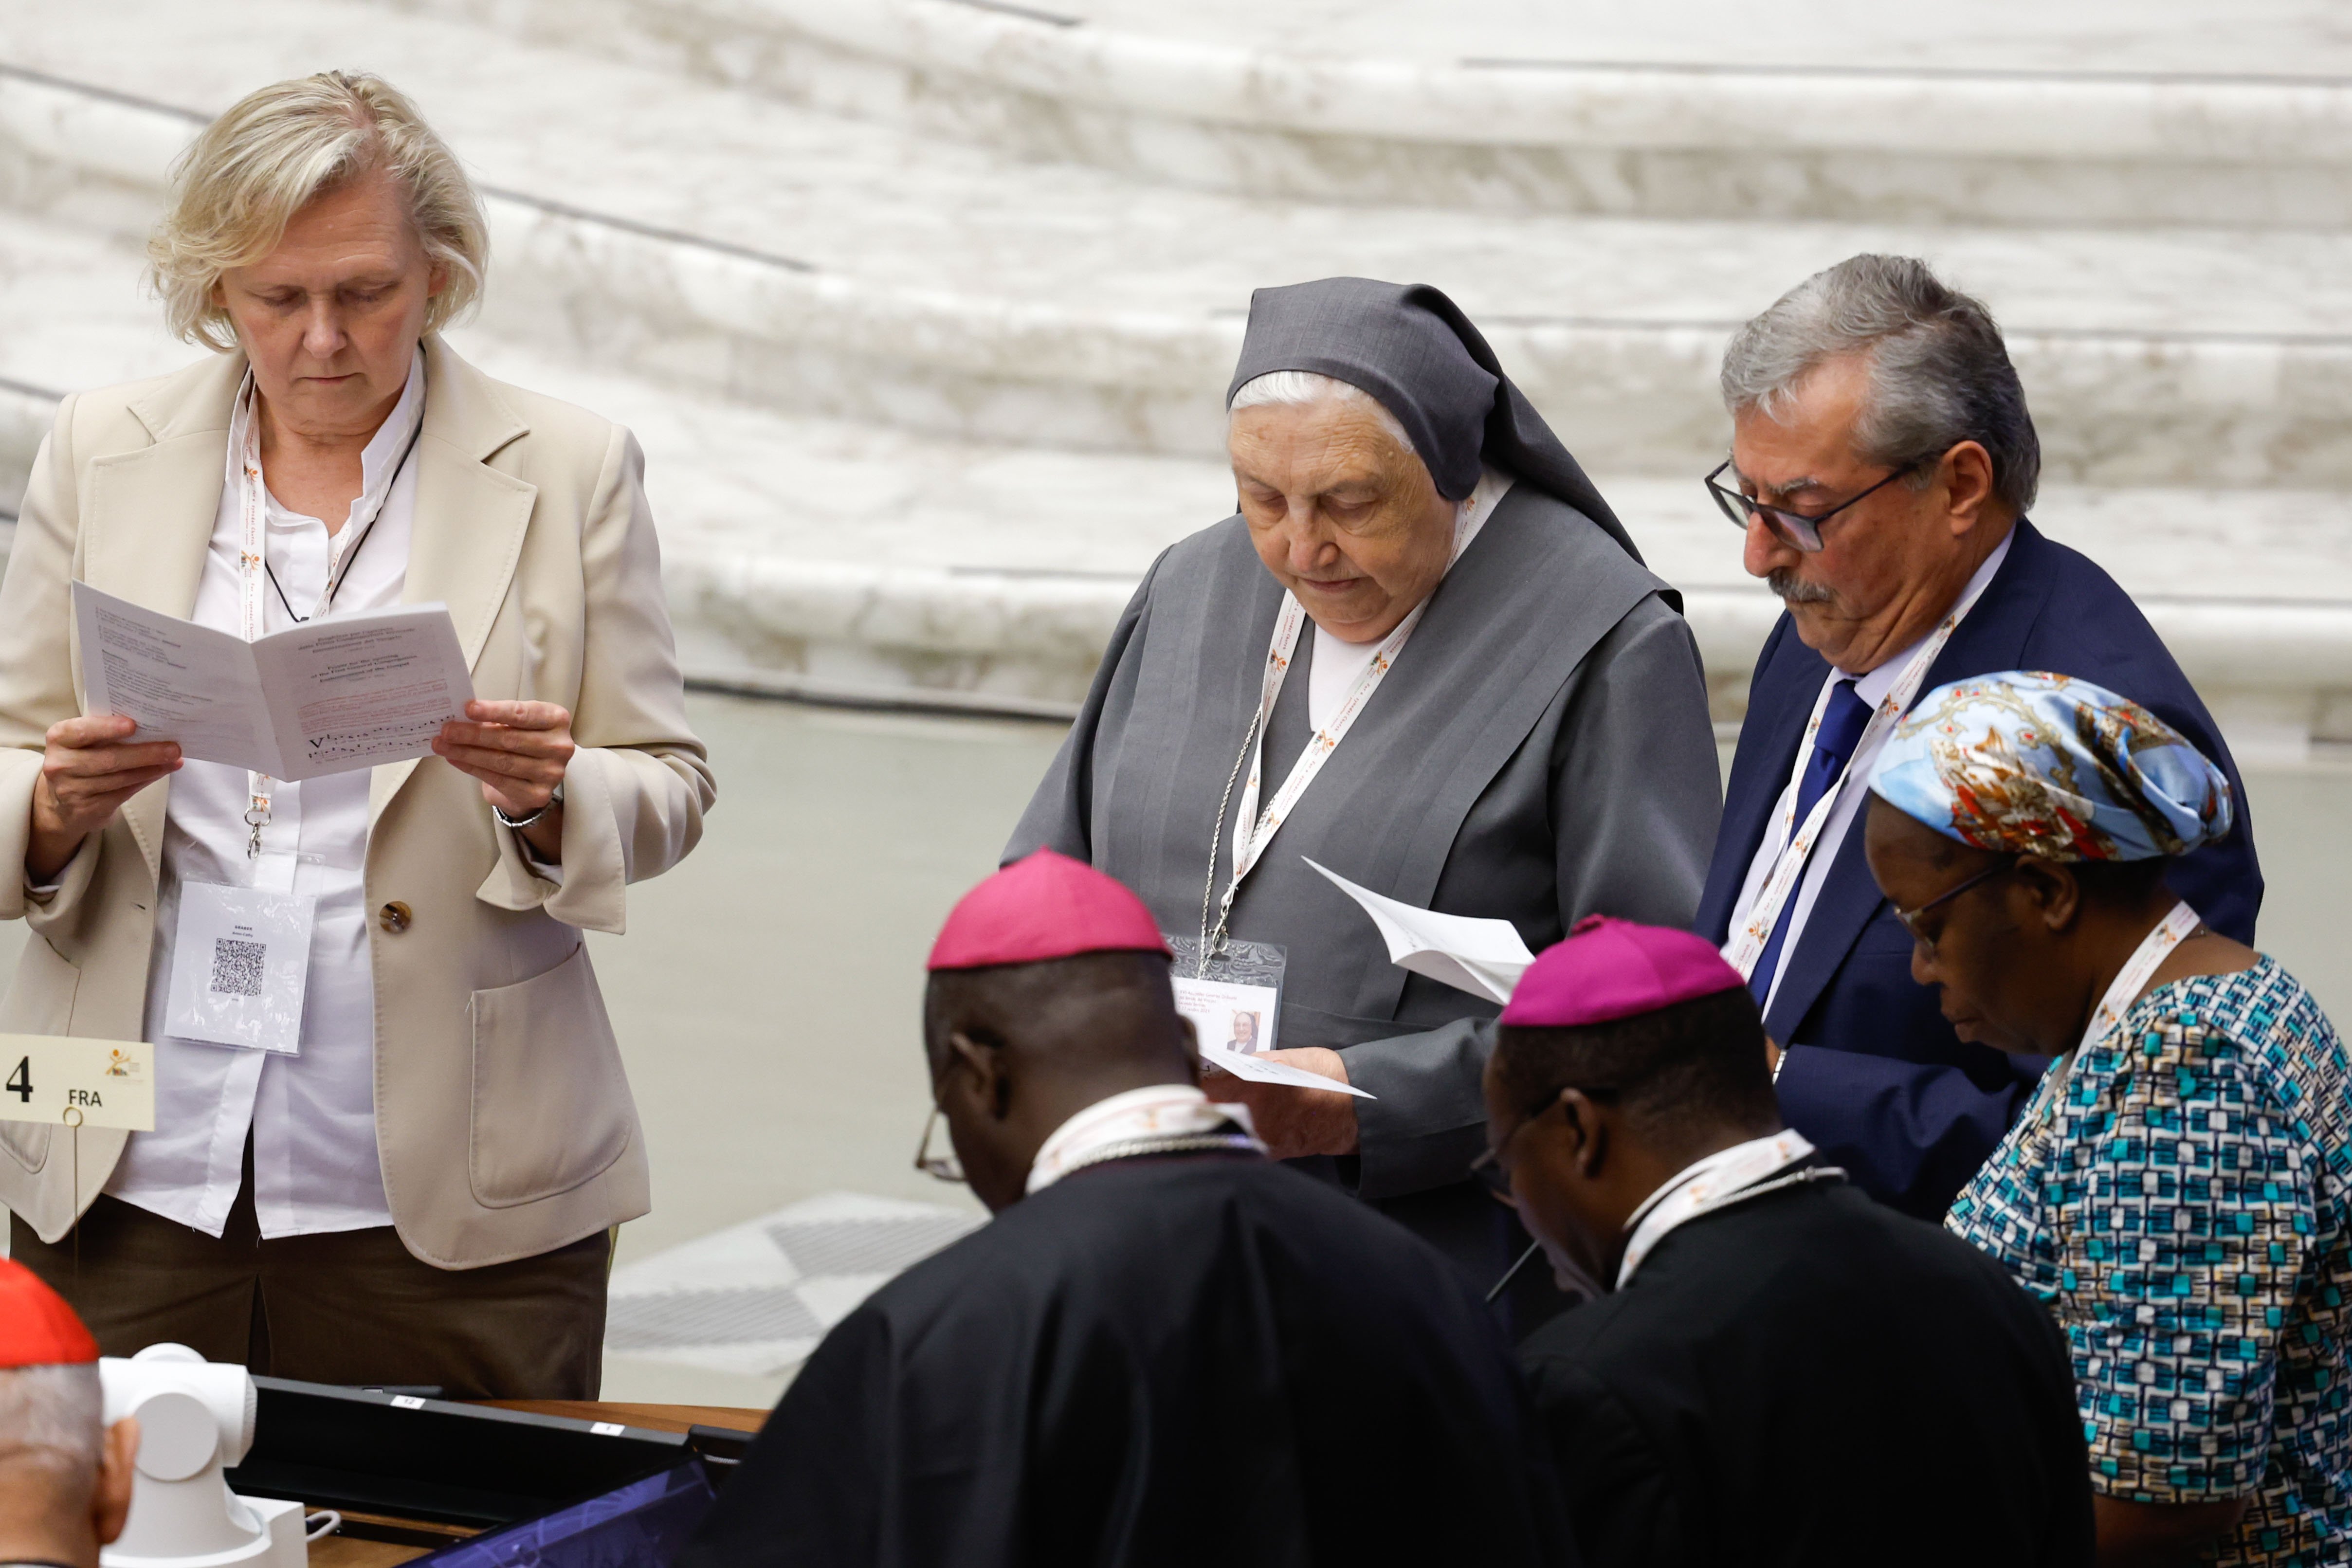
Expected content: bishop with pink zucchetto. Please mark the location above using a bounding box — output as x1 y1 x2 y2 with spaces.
679 851 1571 1568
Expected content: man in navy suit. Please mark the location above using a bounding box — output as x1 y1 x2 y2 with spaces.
1696 254 2262 1219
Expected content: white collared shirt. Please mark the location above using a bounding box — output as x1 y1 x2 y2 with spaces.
1729 530 2014 1018
1617 1128 1816 1286
1305 467 1513 729
1025 1083 1263 1195
105 353 426 1240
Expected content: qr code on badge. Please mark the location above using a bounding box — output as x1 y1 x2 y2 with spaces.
210 938 267 998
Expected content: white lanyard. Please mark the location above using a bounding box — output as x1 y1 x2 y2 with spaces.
1722 572 1997 980
234 406 281 861
2078 899 2203 1055
1025 1086 1265 1195
2078 898 2203 1059
1617 1129 1818 1286
1197 486 1496 961
1998 899 2202 1164
230 381 420 860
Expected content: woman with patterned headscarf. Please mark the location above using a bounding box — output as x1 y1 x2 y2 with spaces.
1861 670 2345 1568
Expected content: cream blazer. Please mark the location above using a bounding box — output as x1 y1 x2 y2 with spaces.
0 336 716 1268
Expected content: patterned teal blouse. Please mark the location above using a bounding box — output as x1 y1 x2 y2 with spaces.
1949 956 2352 1567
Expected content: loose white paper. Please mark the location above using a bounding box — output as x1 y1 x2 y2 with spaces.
1197 1042 1375 1099
1303 857 1536 1004
164 881 316 1054
74 582 474 782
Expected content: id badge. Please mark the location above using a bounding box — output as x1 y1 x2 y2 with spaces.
1167 935 1285 1056
164 880 316 1055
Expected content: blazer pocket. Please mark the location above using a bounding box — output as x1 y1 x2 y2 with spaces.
0 936 80 1174
467 944 634 1208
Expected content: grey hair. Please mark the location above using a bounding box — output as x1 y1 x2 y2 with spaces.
0 1363 102 1474
149 71 489 352
1228 370 1417 458
1720 254 2040 514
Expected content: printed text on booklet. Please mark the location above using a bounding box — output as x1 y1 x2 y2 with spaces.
73 581 475 782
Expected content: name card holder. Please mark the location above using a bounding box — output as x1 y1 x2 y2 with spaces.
0 1034 156 1131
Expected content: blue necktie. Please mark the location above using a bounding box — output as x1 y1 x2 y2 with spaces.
1749 678 1874 1007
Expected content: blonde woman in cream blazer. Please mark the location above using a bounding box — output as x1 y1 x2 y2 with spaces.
0 73 713 1397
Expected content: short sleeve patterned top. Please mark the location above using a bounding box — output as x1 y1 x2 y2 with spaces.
1949 956 2352 1567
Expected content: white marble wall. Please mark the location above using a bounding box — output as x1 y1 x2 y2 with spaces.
369 0 2352 225
8 69 2349 491
2 0 2350 753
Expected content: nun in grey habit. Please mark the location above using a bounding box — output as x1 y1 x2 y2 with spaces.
1005 277 1720 1329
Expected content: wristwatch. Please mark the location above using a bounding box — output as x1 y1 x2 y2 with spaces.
494 780 564 831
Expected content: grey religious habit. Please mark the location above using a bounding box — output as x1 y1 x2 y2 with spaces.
1005 278 1722 1330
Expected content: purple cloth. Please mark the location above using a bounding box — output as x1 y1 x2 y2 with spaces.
929 850 1170 972
1501 914 1744 1029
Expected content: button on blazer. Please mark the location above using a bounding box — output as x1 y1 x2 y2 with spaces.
0 335 716 1267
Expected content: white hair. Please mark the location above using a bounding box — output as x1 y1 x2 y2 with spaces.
1228 370 1417 458
0 1363 102 1477
148 70 489 352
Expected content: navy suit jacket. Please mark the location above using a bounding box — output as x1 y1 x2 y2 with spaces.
1696 520 2264 1218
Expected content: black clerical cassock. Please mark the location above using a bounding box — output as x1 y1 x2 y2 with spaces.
1522 1174 2092 1566
679 1150 1570 1567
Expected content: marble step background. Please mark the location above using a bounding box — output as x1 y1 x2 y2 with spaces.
8 52 2352 483
375 0 2352 228
0 0 2347 750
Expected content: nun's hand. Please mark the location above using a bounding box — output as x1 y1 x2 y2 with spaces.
1202 1047 1358 1159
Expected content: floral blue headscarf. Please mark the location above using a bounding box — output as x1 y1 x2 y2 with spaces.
1868 671 2232 862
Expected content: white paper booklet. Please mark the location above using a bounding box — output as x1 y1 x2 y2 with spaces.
1304 857 1536 1005
74 581 475 783
1197 1042 1375 1098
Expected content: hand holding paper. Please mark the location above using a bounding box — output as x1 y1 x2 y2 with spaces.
1199 1042 1375 1098
434 699 576 820
28 711 184 879
1201 1043 1373 1159
1304 857 1536 1004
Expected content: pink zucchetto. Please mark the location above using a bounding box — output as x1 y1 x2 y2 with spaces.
927 850 1173 972
1499 914 1745 1029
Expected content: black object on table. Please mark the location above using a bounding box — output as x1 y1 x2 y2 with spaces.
225 1377 712 1532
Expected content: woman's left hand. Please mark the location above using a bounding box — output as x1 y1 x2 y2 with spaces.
434 701 575 848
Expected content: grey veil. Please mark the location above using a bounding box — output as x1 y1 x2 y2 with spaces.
1225 276 1642 565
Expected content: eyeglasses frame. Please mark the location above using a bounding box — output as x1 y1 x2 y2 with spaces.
1470 1084 1623 1202
1890 857 2017 953
912 1104 966 1184
1704 458 1920 554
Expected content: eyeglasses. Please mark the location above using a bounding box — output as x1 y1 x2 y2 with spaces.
912 1106 965 1184
1704 459 1916 554
1891 859 2016 952
1469 1106 1548 1203
1469 1086 1620 1202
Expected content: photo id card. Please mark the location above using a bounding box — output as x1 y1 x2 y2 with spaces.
164 881 316 1055
1167 935 1285 1057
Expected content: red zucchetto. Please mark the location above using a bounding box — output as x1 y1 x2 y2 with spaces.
1499 914 1744 1029
0 1258 99 1368
928 850 1172 972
